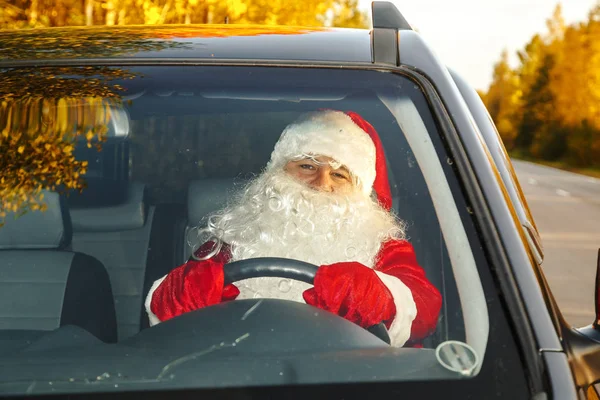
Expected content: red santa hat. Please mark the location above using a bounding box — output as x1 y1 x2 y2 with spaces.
267 110 392 210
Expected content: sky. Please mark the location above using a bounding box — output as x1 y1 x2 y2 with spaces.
358 0 598 91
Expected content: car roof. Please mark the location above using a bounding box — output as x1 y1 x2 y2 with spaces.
0 25 373 64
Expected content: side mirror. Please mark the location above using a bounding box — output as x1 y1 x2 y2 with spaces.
578 248 600 338
594 248 600 331
562 249 600 388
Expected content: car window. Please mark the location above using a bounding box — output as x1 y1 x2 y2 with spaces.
0 65 529 397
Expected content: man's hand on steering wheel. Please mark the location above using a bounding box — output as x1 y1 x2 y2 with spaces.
150 257 391 343
150 258 240 323
303 262 396 330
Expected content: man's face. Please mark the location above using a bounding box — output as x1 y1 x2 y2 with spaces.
284 155 355 194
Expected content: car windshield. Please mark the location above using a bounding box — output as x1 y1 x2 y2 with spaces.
0 65 524 396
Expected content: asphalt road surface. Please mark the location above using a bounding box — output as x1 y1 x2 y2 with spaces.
512 160 600 327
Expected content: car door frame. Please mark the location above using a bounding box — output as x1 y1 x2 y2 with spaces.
446 66 578 399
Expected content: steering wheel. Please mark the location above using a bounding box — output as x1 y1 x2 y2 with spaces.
223 257 391 345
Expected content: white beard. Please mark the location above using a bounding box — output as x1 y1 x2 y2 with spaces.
191 171 406 301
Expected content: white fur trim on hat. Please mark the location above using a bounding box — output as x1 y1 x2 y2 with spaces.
267 111 377 195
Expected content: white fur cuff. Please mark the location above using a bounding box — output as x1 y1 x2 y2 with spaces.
375 271 417 347
144 275 167 327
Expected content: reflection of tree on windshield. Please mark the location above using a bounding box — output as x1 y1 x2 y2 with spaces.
143 25 323 39
0 27 190 60
0 66 135 226
0 25 319 61
0 66 136 100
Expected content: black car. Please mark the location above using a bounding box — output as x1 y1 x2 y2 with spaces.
1 2 600 399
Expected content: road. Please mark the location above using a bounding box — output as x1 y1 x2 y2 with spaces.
512 160 600 327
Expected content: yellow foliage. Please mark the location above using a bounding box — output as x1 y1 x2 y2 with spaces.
549 18 600 130
142 24 324 39
483 50 521 149
483 4 600 167
0 96 118 226
0 64 133 225
0 0 368 28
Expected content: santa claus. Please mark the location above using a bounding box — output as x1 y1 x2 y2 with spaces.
145 110 442 348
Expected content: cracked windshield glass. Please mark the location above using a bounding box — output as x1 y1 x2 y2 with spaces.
1 65 499 394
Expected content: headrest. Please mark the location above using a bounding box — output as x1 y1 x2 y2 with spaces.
70 182 147 232
187 179 244 225
67 177 129 208
0 191 72 250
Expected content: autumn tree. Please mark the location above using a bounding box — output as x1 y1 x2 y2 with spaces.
0 0 369 29
518 53 565 159
483 50 520 148
483 3 600 168
330 0 369 28
509 34 552 154
548 7 600 165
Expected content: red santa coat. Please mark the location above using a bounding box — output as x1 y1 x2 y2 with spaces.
145 239 442 348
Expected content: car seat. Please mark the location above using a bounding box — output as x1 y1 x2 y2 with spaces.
69 181 154 340
0 191 117 343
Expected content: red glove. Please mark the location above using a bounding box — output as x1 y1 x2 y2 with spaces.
302 262 396 328
150 258 240 323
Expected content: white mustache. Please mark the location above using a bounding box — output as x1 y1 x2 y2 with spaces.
191 171 406 268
